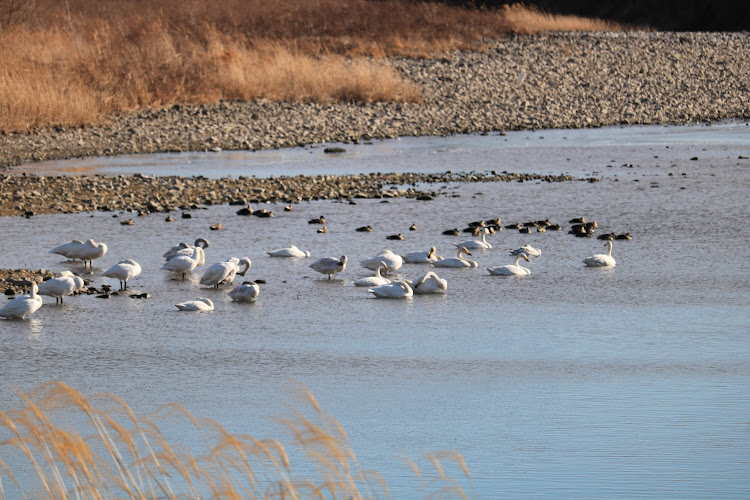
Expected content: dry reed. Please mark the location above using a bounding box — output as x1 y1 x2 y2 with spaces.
0 381 473 499
0 0 630 133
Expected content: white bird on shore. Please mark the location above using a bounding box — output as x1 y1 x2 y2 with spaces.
486 254 531 276
0 284 43 319
266 245 311 258
431 247 478 268
412 271 448 294
368 280 413 299
309 255 347 279
161 246 204 279
361 250 403 273
64 239 108 267
353 263 391 287
402 246 443 263
102 259 142 290
50 240 84 259
175 298 214 311
164 238 209 264
228 281 260 302
510 244 541 257
37 271 81 303
200 257 251 288
453 228 492 249
584 240 616 267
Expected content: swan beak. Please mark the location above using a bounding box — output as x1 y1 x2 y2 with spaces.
524 255 529 261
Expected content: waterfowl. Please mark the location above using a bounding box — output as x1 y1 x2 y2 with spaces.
570 217 586 224
50 240 85 259
356 225 373 232
361 250 403 273
519 227 531 234
210 223 223 230
165 215 174 222
486 254 531 276
453 228 492 249
317 226 328 234
0 284 43 319
505 223 522 230
161 246 205 279
253 209 274 218
615 233 633 240
402 246 442 263
67 239 108 267
265 245 311 258
284 205 293 212
164 238 209 262
102 259 142 290
598 232 616 241
548 223 561 231
308 215 326 224
37 271 80 304
228 281 260 302
175 298 214 311
510 244 541 257
310 255 347 279
409 224 418 231
387 233 404 240
412 271 448 294
200 257 251 288
353 263 391 287
431 247 478 268
442 228 459 236
368 280 413 299
584 240 616 267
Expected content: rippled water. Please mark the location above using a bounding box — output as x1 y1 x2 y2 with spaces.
2 122 749 498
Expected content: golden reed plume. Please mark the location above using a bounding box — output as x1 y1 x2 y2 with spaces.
0 381 472 498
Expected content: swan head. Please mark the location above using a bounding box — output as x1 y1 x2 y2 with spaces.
339 255 348 266
428 246 436 257
198 298 213 307
194 238 210 249
521 253 529 261
236 257 252 275
459 247 471 256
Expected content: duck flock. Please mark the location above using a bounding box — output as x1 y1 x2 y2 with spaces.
0 213 627 320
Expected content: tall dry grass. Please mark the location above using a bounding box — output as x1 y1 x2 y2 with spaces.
0 0 629 133
0 381 473 499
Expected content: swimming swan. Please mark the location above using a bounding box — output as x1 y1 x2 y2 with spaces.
102 259 142 290
0 284 43 319
584 240 616 267
37 271 81 303
200 257 251 288
175 298 214 311
361 250 403 273
486 254 531 276
510 244 541 257
368 280 413 299
228 281 260 302
161 246 205 279
413 271 448 294
431 247 478 268
402 246 443 263
266 245 311 258
310 255 347 279
354 263 391 287
453 228 492 249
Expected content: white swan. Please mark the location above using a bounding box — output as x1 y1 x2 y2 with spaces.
368 280 413 299
50 240 84 259
164 238 210 264
310 255 347 279
431 247 478 268
228 281 260 302
353 263 391 287
102 259 142 290
402 246 443 263
265 245 311 258
510 244 541 257
361 249 403 273
412 271 448 294
65 239 108 267
584 240 616 267
175 298 214 311
200 257 251 288
0 284 43 319
161 246 204 279
486 254 531 276
37 271 80 303
453 228 492 249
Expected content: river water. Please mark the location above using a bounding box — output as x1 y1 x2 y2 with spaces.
2 122 749 498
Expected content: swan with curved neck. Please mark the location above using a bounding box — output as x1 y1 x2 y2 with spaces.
431 247 478 268
0 284 43 319
453 228 492 249
67 239 108 267
584 240 616 267
354 262 391 287
164 238 210 262
486 254 531 276
175 298 214 311
310 255 347 279
361 250 403 273
161 246 205 279
200 257 251 288
368 280 413 299
413 271 448 294
402 246 442 263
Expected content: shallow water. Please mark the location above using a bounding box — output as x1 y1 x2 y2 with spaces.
2 122 749 498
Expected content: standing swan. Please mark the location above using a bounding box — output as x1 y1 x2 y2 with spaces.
200 257 251 288
50 240 84 259
353 263 391 287
584 240 616 267
66 239 108 267
310 256 347 280
161 246 204 279
431 247 478 268
175 298 214 311
453 228 492 249
37 271 81 303
486 254 531 276
413 271 448 294
0 284 43 319
368 280 413 299
228 281 260 302
102 259 142 290
164 238 210 264
266 245 311 258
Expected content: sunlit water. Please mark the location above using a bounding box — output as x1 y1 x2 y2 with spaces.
2 122 749 498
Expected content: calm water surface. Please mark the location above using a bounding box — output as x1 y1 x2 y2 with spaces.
2 123 749 498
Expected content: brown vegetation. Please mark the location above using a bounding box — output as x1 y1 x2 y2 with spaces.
0 0 628 133
0 381 472 498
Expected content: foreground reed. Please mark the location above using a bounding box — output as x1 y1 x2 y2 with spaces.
0 0 629 133
0 381 472 499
